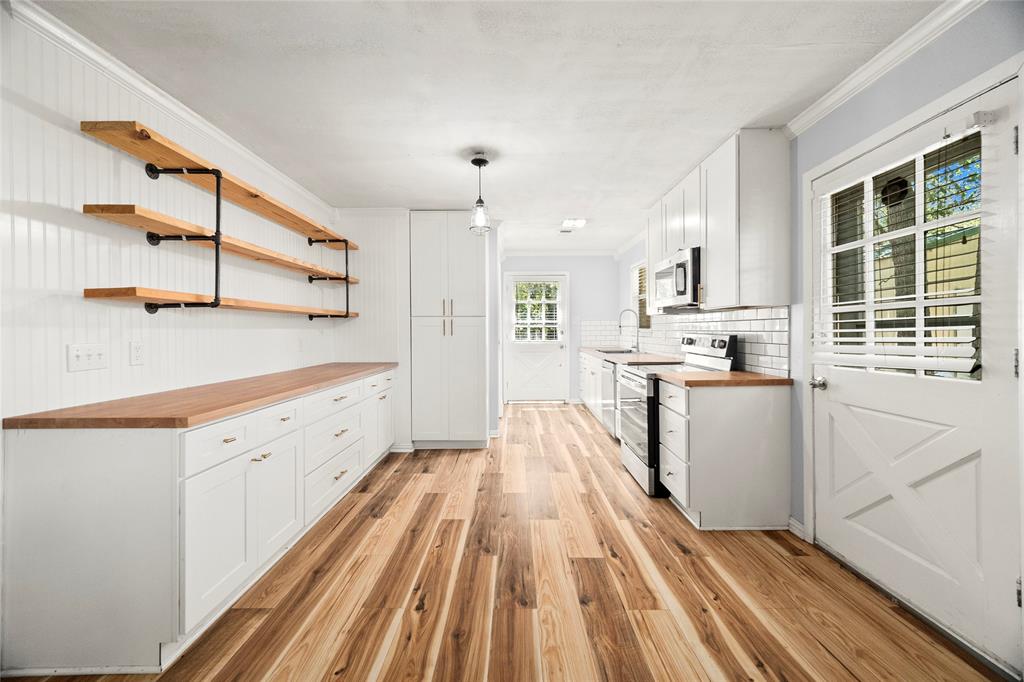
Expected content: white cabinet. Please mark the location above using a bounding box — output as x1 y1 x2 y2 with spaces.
657 380 790 530
377 389 394 454
411 210 484 317
663 179 685 257
182 453 256 633
699 129 790 309
681 166 701 250
412 317 487 442
411 210 488 445
578 352 603 420
362 387 395 467
252 432 303 565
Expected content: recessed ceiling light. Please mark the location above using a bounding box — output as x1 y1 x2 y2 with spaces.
561 218 586 229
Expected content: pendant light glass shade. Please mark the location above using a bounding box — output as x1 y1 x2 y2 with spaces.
469 156 491 235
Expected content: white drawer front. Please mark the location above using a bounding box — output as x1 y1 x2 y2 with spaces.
252 401 301 446
659 381 688 417
658 404 688 462
304 406 363 475
305 439 363 523
363 370 395 397
303 380 364 423
182 415 254 478
660 446 689 506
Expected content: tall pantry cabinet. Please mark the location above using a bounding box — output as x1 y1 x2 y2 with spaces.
410 211 488 445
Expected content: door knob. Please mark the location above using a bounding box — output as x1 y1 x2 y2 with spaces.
809 376 828 390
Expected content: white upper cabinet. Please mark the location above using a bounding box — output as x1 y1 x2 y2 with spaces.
663 179 685 257
681 166 701 250
700 129 790 309
702 134 740 309
411 210 485 317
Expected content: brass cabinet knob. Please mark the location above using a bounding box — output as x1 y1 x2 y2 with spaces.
334 428 349 438
333 469 349 481
222 436 237 444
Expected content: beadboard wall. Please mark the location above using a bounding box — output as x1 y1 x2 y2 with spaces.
582 306 791 377
0 5 380 418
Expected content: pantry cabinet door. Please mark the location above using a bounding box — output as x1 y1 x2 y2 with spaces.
447 317 487 441
182 455 256 633
251 433 302 565
446 211 486 316
411 211 449 317
701 134 739 309
412 317 450 440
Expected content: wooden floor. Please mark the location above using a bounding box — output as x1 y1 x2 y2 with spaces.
19 404 998 682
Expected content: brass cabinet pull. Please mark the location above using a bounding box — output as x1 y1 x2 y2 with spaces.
222 436 237 444
334 428 349 438
386 377 392 382
280 416 291 422
378 395 386 401
333 469 349 481
369 383 377 388
333 395 348 402
251 452 270 462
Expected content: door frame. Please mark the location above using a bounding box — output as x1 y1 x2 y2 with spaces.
800 51 1024 545
501 271 571 403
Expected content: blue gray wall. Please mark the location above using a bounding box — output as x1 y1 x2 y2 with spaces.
501 255 620 401
789 1 1024 522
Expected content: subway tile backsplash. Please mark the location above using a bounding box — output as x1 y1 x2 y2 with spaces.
581 306 790 377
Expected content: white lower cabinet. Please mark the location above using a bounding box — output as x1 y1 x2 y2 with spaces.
412 316 486 443
657 380 790 530
252 432 303 565
305 439 363 522
376 389 394 458
182 453 257 634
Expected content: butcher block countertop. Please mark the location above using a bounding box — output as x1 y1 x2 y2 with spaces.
656 371 794 388
580 348 681 365
3 362 397 430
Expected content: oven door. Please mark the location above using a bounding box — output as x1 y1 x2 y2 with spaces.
616 370 650 466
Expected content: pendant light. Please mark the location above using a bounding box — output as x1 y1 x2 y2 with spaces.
469 155 491 235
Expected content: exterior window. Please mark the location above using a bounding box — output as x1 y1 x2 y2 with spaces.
819 132 983 380
630 263 651 329
513 281 561 342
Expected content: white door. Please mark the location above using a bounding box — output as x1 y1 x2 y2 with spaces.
251 432 302 564
448 316 488 440
503 274 569 401
446 210 486 317
411 316 449 440
410 211 448 317
702 134 739 309
182 454 256 632
811 84 1020 671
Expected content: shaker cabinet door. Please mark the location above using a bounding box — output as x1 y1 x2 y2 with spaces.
412 317 449 440
701 134 739 309
446 211 486 317
411 211 449 317
251 433 302 565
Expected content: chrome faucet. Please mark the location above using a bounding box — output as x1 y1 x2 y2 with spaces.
618 308 640 352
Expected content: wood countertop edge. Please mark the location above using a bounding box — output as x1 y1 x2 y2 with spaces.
655 371 794 388
3 362 398 430
579 347 682 365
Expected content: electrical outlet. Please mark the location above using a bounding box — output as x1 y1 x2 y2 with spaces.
67 343 108 372
129 341 145 366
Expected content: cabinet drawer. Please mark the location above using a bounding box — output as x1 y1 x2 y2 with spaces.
305 406 363 475
305 440 363 523
658 404 688 462
252 401 300 446
659 381 688 416
659 446 689 506
363 370 395 397
303 380 364 423
182 414 255 478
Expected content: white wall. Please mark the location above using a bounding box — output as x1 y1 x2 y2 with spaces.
788 1 1024 523
1 4 362 419
500 254 619 402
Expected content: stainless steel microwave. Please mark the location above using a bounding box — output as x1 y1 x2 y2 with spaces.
652 247 700 310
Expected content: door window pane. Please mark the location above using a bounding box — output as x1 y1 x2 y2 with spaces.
873 235 916 302
873 160 916 235
925 132 981 222
925 218 980 298
832 183 864 246
833 248 864 304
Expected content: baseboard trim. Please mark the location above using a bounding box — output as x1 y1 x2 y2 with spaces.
390 443 415 453
788 516 810 541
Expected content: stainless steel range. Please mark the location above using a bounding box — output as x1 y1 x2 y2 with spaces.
615 334 737 495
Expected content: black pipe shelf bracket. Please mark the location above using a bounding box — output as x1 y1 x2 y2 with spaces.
142 162 223 314
305 237 351 321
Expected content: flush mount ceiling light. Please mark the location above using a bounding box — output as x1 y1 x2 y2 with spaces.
561 218 587 230
469 155 491 235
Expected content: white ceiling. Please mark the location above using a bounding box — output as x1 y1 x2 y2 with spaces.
42 1 939 253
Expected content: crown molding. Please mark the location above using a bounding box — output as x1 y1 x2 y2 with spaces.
785 0 986 138
6 0 334 215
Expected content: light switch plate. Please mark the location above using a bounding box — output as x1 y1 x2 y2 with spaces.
67 343 108 372
129 340 145 366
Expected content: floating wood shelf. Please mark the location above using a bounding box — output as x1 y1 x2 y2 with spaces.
83 205 358 284
80 121 358 251
84 287 358 319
